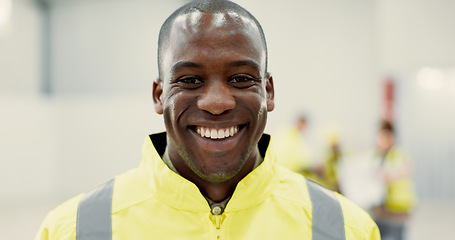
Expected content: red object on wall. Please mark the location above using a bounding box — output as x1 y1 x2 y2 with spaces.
383 78 395 122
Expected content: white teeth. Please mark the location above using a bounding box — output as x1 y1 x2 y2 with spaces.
211 129 218 139
195 126 240 139
199 127 205 137
218 129 225 138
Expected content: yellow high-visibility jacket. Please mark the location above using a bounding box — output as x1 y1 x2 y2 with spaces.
381 147 417 213
36 133 380 240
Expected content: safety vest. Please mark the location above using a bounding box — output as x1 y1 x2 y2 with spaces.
76 178 345 240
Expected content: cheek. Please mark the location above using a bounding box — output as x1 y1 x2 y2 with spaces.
250 89 269 113
163 90 197 123
239 91 268 121
252 91 269 126
162 96 177 124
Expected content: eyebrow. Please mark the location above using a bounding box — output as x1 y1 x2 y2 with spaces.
227 60 261 70
170 61 203 74
170 59 261 74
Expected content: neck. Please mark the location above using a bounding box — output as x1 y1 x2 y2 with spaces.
168 150 259 203
379 146 392 156
198 180 239 203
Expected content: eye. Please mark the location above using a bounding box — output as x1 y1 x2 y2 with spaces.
173 76 203 89
179 76 202 84
229 75 260 88
231 75 252 83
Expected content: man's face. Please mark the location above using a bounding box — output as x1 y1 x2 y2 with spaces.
376 129 394 153
153 11 274 182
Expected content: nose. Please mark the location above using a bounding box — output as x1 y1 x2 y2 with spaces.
196 80 236 115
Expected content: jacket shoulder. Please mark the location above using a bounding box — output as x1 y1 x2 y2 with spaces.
36 193 82 240
335 193 381 240
272 165 312 206
36 166 152 240
112 167 156 213
273 166 380 240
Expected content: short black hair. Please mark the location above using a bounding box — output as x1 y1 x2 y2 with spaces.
380 120 395 135
157 0 268 79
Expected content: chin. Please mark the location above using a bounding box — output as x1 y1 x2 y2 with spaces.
192 161 245 183
198 172 237 183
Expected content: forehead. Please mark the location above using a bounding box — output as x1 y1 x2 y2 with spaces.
171 10 260 35
160 11 266 75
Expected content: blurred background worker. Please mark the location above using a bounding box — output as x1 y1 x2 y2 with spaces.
273 114 311 173
370 120 417 240
273 114 328 185
273 114 315 174
321 133 342 192
339 120 417 240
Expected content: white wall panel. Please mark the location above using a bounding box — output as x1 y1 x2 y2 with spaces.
377 0 455 200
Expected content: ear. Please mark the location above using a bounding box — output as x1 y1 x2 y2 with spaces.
152 79 164 114
265 73 275 112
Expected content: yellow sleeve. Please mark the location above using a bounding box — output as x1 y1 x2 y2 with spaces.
34 195 82 240
369 223 381 240
35 218 50 240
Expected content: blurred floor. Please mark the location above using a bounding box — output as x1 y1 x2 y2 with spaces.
0 200 453 239
406 200 455 240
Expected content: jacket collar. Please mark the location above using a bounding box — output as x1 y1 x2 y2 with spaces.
139 132 278 213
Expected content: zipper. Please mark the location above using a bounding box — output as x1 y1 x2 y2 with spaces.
210 204 225 239
213 214 223 239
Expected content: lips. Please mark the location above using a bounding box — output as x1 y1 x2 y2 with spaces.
195 126 239 139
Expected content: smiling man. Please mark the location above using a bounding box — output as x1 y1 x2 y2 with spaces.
36 1 380 239
154 4 273 203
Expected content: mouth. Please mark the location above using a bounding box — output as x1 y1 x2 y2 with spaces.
188 124 247 153
191 125 244 140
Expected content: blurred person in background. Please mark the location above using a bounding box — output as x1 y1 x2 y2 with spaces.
35 0 380 239
370 120 417 240
274 114 327 185
321 133 342 192
339 120 417 240
274 114 312 173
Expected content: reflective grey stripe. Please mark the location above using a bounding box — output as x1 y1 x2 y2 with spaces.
306 179 346 240
76 178 114 240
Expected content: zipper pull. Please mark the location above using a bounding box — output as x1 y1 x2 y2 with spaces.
214 215 222 229
211 205 223 229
